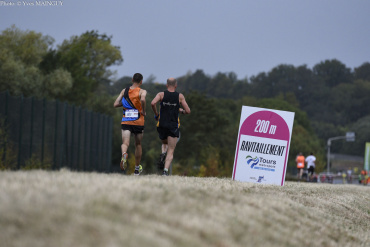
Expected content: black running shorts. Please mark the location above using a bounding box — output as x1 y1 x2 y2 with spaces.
308 166 315 176
157 127 180 140
121 124 144 135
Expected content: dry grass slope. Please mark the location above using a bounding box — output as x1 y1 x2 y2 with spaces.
0 170 369 247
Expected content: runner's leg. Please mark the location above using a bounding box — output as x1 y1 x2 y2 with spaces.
134 133 144 166
164 136 178 170
161 141 168 154
121 129 131 154
120 129 131 170
161 139 168 162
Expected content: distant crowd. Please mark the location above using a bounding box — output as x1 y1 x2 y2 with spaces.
296 152 369 185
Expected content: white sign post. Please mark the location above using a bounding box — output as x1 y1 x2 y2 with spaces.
232 106 295 186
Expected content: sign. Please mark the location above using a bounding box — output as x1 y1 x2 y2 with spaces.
346 132 355 142
365 142 370 171
232 106 295 186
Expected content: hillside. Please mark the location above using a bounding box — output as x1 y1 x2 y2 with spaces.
0 170 369 247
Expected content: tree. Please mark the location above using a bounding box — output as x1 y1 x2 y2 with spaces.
0 25 74 98
354 62 370 81
46 30 123 104
249 72 271 98
107 76 132 95
0 25 53 97
336 115 370 156
0 25 53 66
231 77 250 99
313 59 353 87
206 72 234 98
350 80 370 120
177 69 210 93
43 68 73 98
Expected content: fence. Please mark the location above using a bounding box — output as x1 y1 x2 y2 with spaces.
0 91 113 172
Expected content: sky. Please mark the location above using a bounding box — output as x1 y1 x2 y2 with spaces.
1 0 370 83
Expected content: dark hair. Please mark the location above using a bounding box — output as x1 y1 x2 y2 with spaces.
132 73 143 83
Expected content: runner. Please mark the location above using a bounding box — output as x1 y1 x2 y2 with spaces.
151 77 190 176
305 152 316 181
296 152 305 180
113 73 147 175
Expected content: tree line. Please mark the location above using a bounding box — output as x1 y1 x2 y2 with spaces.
1 25 370 176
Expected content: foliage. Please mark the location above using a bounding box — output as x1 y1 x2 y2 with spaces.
43 68 73 98
313 59 353 87
342 115 370 155
0 25 71 98
52 30 123 105
22 153 52 170
354 62 370 81
0 26 122 106
0 119 17 170
0 25 53 66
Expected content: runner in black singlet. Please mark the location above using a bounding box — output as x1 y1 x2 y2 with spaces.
151 78 191 176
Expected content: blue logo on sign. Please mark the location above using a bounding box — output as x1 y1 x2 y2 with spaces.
246 155 259 168
257 176 264 182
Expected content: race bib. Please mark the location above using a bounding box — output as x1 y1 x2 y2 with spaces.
125 109 139 118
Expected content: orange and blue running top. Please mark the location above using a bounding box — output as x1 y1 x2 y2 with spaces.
121 87 144 126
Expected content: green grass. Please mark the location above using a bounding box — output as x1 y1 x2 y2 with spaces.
0 169 369 247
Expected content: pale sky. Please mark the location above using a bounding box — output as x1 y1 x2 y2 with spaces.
1 0 369 83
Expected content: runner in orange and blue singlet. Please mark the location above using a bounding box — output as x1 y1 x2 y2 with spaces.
114 73 147 175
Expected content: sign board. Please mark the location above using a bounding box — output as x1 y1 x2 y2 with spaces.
365 142 370 171
232 106 295 186
346 132 355 142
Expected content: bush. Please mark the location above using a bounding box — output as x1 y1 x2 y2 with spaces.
22 153 51 170
0 118 17 170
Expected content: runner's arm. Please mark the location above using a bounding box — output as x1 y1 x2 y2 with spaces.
151 92 164 116
140 89 147 116
113 89 125 108
179 94 190 114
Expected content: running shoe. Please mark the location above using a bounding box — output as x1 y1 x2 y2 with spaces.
162 170 169 176
120 152 128 171
134 165 143 176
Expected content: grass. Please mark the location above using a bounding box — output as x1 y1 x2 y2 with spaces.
0 169 369 247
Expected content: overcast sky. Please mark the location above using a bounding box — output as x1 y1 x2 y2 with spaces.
1 0 369 83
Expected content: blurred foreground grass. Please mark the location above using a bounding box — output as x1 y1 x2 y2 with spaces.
0 170 369 247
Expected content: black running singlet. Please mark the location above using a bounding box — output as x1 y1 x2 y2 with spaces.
159 90 180 129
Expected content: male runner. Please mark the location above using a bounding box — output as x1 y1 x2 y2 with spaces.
305 152 316 181
113 73 147 175
151 77 191 176
296 152 305 180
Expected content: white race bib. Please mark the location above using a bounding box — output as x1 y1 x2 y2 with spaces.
125 109 139 118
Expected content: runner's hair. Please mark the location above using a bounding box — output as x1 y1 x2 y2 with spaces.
133 73 143 83
167 78 177 87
